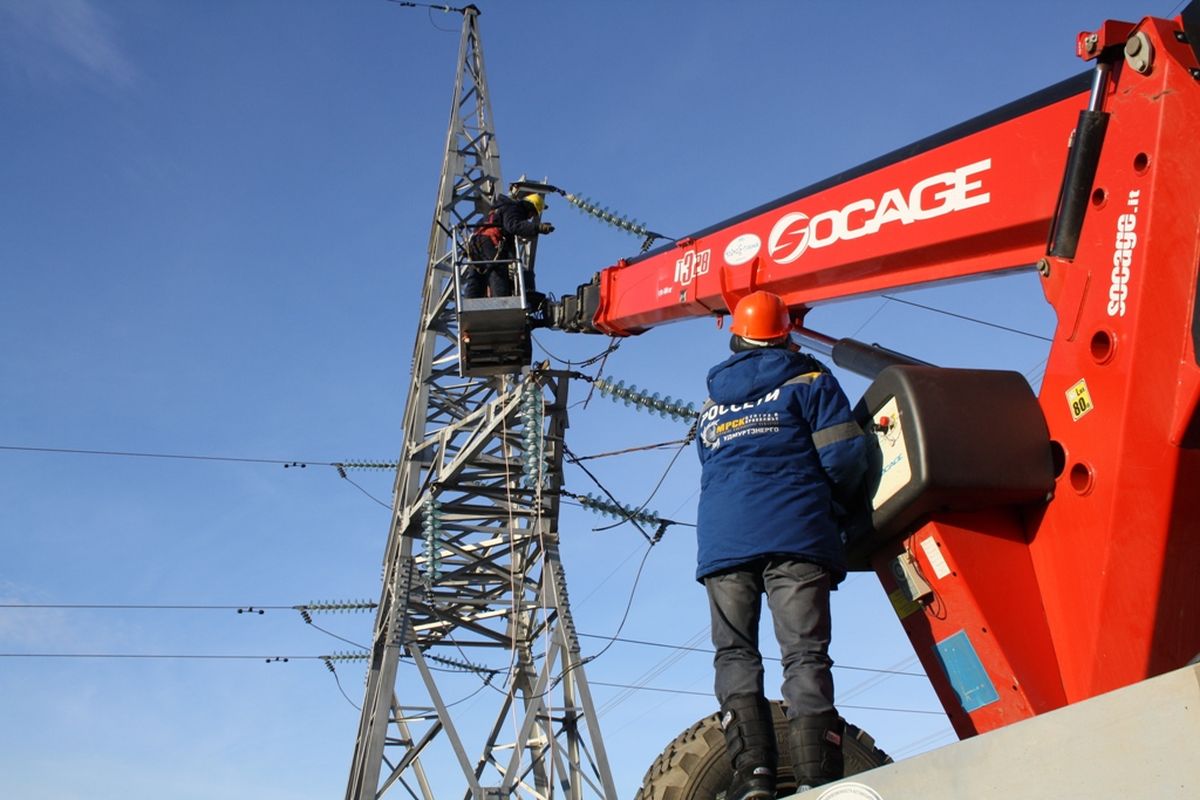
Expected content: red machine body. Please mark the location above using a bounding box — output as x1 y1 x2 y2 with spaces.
577 7 1200 738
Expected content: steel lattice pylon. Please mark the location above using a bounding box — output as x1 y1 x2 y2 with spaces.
344 8 617 799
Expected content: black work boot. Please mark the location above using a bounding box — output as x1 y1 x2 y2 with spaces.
788 711 844 792
719 693 777 800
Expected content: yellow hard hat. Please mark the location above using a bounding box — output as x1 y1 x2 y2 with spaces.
524 193 546 215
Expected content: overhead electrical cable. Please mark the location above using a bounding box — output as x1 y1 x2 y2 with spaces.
323 659 362 710
597 626 709 717
572 544 650 608
1024 356 1050 388
382 0 468 14
0 443 399 507
0 649 943 717
1 438 685 516
0 652 317 661
880 294 1053 341
0 649 491 678
589 436 691 533
0 608 928 678
337 473 393 509
890 727 958 758
576 542 657 667
493 541 662 704
847 297 892 339
576 632 927 677
569 438 691 461
532 334 620 370
298 614 370 651
0 444 328 467
838 654 924 702
587 681 945 716
0 603 295 611
564 443 654 542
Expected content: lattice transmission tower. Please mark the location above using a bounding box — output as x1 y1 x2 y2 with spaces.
343 7 617 798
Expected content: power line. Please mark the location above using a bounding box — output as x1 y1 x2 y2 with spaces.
597 626 709 717
0 438 692 532
569 438 691 462
0 650 490 679
532 334 621 370
572 541 649 608
0 444 401 479
382 0 468 13
0 444 326 467
0 651 468 673
1 436 692 523
338 473 393 509
577 633 927 677
1024 356 1049 389
587 436 692 534
891 726 958 758
825 702 945 717
0 652 318 661
324 660 362 711
588 681 945 716
0 652 943 716
848 297 892 339
0 442 398 506
304 618 370 651
0 603 294 611
564 443 655 542
575 542 658 666
0 603 925 679
880 294 1053 342
840 654 923 702
0 440 682 511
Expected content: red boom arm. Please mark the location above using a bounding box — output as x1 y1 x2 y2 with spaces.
563 6 1200 739
590 75 1086 336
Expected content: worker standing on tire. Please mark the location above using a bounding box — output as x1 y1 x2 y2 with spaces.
696 290 867 798
463 192 554 300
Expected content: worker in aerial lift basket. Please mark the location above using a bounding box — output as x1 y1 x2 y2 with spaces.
463 191 554 301
696 290 867 799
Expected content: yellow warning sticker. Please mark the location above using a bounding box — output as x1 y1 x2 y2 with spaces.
1066 379 1094 422
888 588 922 620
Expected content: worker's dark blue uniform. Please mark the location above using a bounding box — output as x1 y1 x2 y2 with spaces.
697 347 866 582
696 345 866 720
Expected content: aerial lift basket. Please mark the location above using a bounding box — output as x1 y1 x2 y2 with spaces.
452 227 533 377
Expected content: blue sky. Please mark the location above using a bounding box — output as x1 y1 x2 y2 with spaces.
0 0 1173 797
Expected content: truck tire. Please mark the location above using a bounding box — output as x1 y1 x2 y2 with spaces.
633 701 892 800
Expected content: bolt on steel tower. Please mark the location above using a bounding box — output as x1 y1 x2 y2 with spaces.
344 7 617 799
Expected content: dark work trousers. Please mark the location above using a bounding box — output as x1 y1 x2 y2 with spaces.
704 556 836 719
463 237 514 299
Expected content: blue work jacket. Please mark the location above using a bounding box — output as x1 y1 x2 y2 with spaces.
695 347 866 583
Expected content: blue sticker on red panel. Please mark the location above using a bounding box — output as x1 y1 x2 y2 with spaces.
934 630 1000 713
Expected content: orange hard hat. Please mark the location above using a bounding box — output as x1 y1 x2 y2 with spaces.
730 291 792 341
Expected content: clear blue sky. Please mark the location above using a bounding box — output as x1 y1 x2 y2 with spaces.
0 0 1172 797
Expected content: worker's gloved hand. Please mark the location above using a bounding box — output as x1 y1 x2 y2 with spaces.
538 222 555 234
